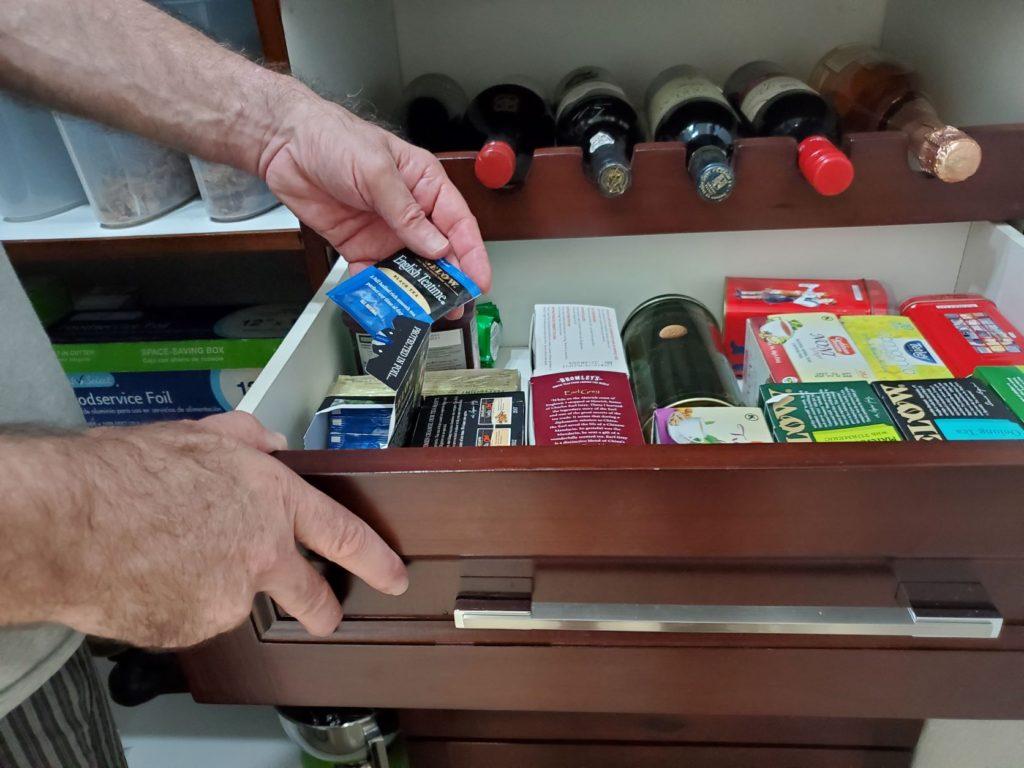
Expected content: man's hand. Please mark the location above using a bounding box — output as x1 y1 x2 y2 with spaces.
0 413 408 648
0 0 492 293
261 97 492 293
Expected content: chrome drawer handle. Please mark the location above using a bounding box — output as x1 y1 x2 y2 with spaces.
454 601 1002 639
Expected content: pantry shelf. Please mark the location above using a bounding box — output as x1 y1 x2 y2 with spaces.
438 125 1024 241
0 199 300 252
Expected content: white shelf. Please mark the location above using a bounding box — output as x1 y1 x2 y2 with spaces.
0 199 299 242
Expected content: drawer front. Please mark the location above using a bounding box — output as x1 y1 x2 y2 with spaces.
405 741 912 768
282 442 1024 560
183 557 1024 718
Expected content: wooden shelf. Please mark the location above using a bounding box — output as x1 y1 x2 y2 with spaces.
438 124 1024 240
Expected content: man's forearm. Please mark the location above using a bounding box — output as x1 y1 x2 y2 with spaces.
0 433 88 628
0 0 310 175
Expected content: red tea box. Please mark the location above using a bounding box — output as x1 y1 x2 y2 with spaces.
900 294 1024 377
529 304 643 446
724 277 888 374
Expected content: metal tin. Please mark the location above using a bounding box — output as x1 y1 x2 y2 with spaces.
622 294 741 440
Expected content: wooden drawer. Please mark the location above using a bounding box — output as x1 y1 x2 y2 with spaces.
400 711 921 768
181 222 1024 718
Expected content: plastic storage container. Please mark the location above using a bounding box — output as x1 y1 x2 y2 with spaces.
0 94 86 222
55 114 198 228
153 0 280 221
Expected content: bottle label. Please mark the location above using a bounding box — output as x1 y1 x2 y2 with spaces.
823 44 883 74
589 130 615 153
555 79 629 122
739 75 817 122
648 74 730 134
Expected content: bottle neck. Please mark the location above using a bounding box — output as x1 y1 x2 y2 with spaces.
677 122 734 152
888 97 982 182
687 145 735 203
888 95 945 147
584 127 633 197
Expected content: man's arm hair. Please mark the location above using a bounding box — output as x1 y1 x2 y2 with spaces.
0 0 309 176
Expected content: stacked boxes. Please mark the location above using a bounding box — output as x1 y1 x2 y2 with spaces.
51 304 298 426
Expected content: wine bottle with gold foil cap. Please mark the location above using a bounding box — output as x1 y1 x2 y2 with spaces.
809 44 981 183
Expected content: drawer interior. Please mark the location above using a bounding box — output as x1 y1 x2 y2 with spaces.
241 221 1024 449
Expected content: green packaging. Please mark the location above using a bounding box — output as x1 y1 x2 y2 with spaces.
973 366 1024 423
476 301 502 368
760 381 902 443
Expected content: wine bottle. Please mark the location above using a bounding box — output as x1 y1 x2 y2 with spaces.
398 73 469 153
809 45 981 183
554 66 643 197
646 65 740 203
465 78 555 190
724 61 854 196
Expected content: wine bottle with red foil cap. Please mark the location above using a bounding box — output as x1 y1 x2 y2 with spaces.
398 73 469 153
646 65 740 203
724 61 854 196
554 66 643 198
465 78 555 190
809 45 981 183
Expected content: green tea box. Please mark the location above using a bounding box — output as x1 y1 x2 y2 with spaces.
973 366 1024 423
759 381 902 443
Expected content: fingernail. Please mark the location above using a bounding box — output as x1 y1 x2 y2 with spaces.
272 432 289 451
426 232 448 256
388 572 410 596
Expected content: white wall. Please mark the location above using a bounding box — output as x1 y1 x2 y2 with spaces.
486 223 970 346
281 0 403 121
882 0 1024 125
278 0 889 113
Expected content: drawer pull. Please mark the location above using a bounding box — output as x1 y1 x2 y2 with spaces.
454 600 1003 639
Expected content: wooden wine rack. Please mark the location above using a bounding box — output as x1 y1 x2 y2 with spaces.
438 124 1024 240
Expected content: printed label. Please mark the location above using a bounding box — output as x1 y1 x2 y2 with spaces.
588 131 615 153
357 327 469 372
813 424 901 442
556 79 629 122
824 44 883 75
935 418 1024 441
648 73 730 133
739 75 816 122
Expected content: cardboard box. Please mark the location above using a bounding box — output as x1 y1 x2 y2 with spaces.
49 304 297 373
69 369 261 427
760 381 901 442
529 305 643 446
873 378 1024 441
724 277 888 374
409 392 526 447
900 294 1024 376
840 315 952 381
304 397 396 451
741 313 873 406
974 366 1024 423
652 406 773 444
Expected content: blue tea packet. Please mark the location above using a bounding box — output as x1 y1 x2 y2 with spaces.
327 250 481 341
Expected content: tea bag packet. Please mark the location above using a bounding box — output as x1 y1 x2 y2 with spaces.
327 250 481 341
326 250 481 446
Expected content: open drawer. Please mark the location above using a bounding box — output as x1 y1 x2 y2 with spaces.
181 221 1024 719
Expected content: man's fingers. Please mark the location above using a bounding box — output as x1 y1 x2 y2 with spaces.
369 162 450 260
263 551 343 637
286 473 409 596
427 181 492 292
196 411 288 452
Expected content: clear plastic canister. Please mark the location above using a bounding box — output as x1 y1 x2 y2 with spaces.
152 0 279 221
54 114 198 228
0 94 86 222
189 157 280 222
